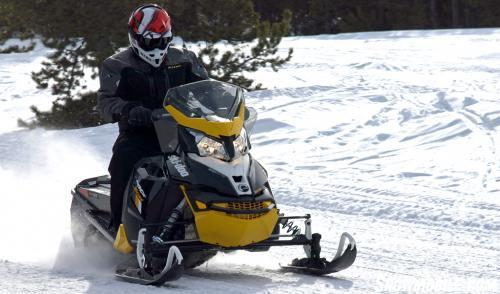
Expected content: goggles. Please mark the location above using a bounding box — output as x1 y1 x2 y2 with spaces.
137 31 173 51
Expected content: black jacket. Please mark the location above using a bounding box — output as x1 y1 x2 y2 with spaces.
97 46 208 132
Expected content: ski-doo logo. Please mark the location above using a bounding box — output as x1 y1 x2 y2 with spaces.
168 155 189 177
238 184 250 193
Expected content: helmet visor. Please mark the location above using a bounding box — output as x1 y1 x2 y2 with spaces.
137 31 173 51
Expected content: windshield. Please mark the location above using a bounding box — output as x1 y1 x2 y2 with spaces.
164 80 243 122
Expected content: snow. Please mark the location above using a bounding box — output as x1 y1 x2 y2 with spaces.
0 39 55 134
1 28 500 293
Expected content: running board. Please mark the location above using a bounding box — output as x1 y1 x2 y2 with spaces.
83 210 115 243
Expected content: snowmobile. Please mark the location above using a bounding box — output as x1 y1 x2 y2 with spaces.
70 80 357 286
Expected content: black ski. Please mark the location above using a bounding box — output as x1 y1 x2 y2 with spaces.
115 263 183 286
280 232 357 276
115 243 185 286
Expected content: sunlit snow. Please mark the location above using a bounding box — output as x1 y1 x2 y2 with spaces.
0 29 499 293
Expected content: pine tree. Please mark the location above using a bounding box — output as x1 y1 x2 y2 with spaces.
1 0 292 129
195 2 293 89
308 0 340 34
9 0 137 128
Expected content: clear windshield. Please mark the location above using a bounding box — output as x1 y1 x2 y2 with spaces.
163 80 243 122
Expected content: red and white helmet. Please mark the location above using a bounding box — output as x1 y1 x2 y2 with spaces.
128 4 173 67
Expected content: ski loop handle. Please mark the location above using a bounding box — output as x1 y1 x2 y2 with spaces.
334 232 356 260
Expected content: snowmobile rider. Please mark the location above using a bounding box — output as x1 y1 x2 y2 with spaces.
96 4 208 233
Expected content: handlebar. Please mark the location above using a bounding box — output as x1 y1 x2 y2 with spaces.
152 108 170 121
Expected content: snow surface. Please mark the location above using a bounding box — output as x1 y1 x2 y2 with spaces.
1 29 500 293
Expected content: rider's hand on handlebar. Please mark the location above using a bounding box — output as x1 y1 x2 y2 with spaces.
128 106 153 127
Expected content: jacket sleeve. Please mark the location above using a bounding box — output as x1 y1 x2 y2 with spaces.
186 50 209 82
96 59 135 123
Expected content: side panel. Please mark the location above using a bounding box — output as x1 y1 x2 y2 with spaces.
78 186 111 213
122 155 169 244
248 158 270 195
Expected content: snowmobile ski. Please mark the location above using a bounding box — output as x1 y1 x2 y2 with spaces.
115 263 183 286
280 233 357 275
115 244 184 286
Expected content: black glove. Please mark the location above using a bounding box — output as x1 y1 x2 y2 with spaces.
128 106 152 127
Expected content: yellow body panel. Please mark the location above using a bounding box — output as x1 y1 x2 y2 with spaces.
193 207 279 247
113 224 134 254
180 186 278 247
164 103 245 138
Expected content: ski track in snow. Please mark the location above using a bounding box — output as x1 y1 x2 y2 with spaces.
1 29 500 293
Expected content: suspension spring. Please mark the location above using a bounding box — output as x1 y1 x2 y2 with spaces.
153 199 186 244
280 218 301 236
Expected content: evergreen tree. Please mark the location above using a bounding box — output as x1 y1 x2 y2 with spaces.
195 2 293 89
7 0 137 128
307 0 340 34
0 0 292 129
460 0 500 27
252 0 309 35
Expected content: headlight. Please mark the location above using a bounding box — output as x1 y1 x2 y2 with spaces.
193 128 248 161
234 128 248 155
197 136 230 161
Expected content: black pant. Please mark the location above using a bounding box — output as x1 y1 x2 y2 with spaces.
108 130 161 231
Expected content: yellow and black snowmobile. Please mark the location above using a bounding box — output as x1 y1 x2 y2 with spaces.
71 80 356 285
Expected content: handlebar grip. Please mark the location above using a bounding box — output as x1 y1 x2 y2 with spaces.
152 108 168 121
